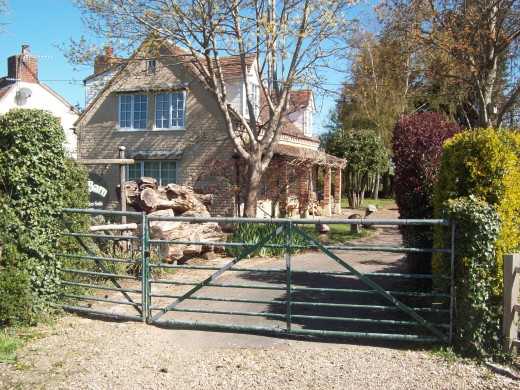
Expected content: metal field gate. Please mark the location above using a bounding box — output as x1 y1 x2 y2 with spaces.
58 208 455 344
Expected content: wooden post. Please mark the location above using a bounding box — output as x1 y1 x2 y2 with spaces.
118 146 128 252
119 146 127 225
503 253 520 353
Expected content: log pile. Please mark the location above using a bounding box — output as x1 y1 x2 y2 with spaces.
125 177 226 262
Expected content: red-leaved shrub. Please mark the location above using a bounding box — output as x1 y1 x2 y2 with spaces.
392 113 461 219
392 113 461 284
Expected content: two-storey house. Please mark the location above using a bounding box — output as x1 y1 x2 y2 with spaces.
76 41 344 217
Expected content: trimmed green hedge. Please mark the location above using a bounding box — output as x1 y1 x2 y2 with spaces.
434 128 520 357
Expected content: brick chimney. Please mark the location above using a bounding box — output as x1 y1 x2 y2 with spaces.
7 45 39 84
94 46 117 74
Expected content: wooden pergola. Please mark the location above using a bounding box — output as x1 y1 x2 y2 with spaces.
271 145 347 217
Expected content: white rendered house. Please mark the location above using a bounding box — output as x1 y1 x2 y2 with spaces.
0 45 80 158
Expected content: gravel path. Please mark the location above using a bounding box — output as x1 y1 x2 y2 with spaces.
1 315 519 389
1 204 519 389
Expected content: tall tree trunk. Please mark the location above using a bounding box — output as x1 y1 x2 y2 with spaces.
371 173 380 199
346 171 355 208
243 161 263 217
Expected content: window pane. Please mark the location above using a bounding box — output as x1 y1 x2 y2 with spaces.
171 93 184 127
144 161 160 179
146 59 156 75
155 93 170 128
252 85 259 117
128 160 177 186
128 162 142 182
160 161 177 185
119 95 132 128
154 92 185 129
133 94 148 129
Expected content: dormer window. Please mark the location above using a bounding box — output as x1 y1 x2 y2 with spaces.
146 59 157 75
303 107 313 136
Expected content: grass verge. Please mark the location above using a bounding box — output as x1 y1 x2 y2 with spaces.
0 329 21 363
295 223 372 245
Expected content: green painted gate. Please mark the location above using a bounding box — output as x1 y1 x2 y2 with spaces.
59 208 454 343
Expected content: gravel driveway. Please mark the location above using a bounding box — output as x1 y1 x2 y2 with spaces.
1 315 519 389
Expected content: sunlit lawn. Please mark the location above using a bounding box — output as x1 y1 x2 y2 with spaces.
341 196 396 210
295 223 371 245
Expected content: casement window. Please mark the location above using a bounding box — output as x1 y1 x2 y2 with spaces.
128 160 178 186
146 59 157 75
118 94 148 130
303 108 313 136
155 91 186 130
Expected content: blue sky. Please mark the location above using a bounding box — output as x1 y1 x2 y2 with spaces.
0 0 92 109
0 0 365 135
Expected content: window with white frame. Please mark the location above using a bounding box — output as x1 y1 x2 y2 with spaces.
155 92 186 130
245 83 260 119
303 107 313 136
146 59 157 75
128 160 178 186
118 94 148 130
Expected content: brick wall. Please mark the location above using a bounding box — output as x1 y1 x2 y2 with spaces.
8 45 38 83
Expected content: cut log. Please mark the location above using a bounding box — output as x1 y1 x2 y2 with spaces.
123 179 227 262
149 209 181 232
140 188 158 212
138 177 158 191
150 225 169 260
125 181 139 197
126 183 213 217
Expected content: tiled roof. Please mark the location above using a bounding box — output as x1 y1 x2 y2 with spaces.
289 90 312 110
258 87 318 144
163 41 256 79
0 83 14 102
281 119 320 143
273 143 346 168
217 55 256 78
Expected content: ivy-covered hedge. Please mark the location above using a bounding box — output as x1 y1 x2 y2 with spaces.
442 197 502 356
434 128 520 357
0 109 88 326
